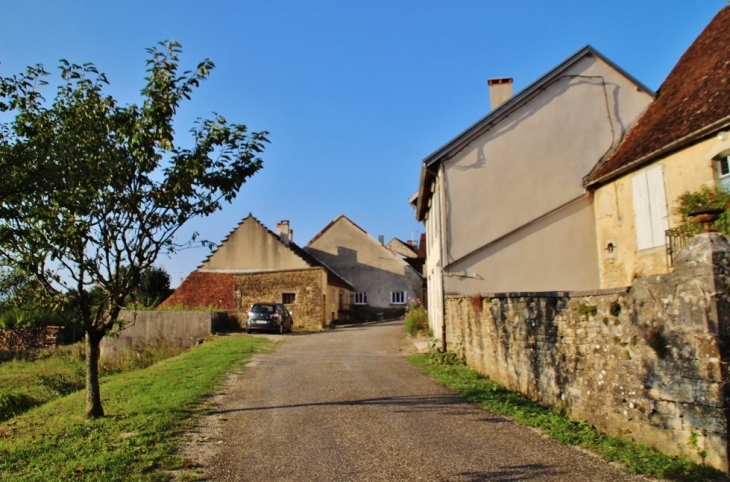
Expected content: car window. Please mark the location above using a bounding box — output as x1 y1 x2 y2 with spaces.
251 304 274 313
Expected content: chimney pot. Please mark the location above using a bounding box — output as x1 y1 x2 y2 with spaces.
277 220 292 245
487 77 513 111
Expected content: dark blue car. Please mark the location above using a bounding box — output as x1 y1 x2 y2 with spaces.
245 302 294 334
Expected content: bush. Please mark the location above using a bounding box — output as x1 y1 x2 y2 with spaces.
403 299 429 335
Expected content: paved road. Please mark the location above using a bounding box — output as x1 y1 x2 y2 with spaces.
182 321 649 481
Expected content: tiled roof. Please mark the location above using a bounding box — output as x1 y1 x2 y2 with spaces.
585 5 730 187
158 272 234 310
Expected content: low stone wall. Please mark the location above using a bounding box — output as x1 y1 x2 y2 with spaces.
234 268 326 331
100 310 214 361
444 233 730 472
0 326 79 353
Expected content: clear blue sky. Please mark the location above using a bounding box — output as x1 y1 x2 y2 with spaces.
1 1 726 286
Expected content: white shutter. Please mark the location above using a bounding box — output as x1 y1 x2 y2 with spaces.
632 166 668 250
646 165 668 247
632 171 653 250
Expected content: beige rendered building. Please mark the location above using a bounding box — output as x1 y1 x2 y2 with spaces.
585 5 730 288
306 215 423 312
414 46 654 337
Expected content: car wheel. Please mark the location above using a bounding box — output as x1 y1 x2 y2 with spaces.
246 327 252 334
287 322 293 333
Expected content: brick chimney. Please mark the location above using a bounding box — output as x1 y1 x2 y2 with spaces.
487 77 513 111
277 220 293 246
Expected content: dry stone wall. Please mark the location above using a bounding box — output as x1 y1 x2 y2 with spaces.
234 269 326 331
0 326 76 353
444 233 730 472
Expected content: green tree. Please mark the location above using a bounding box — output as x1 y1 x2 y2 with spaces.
0 41 268 418
128 266 172 308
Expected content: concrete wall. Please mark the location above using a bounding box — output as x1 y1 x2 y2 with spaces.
234 268 330 330
443 233 730 472
306 216 422 309
594 134 730 288
100 310 214 361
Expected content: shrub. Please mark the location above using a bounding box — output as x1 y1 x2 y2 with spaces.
672 186 730 237
403 299 429 335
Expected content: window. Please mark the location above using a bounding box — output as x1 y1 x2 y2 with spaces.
353 292 368 305
719 156 730 193
282 293 296 304
390 291 406 305
632 165 668 250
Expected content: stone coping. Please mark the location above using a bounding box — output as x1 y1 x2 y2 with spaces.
445 286 631 300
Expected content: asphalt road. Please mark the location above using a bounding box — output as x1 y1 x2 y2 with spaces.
180 321 650 481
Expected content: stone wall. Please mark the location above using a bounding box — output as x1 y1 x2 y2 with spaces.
0 326 78 353
100 310 214 361
234 268 326 331
443 233 730 472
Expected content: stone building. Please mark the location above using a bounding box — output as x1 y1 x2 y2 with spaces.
584 4 730 288
160 214 353 330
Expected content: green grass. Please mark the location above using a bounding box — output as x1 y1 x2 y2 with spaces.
0 334 270 481
0 346 86 422
0 337 189 422
410 354 727 482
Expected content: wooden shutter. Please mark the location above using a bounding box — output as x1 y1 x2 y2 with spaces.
632 166 668 250
646 165 668 248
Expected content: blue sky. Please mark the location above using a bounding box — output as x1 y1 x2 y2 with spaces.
1 1 726 286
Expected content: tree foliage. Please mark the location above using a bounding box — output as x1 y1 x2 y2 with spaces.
671 186 730 237
0 40 268 417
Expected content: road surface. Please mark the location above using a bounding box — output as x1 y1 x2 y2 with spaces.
177 321 649 481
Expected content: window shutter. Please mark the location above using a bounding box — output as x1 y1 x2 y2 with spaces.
632 171 653 250
646 165 668 247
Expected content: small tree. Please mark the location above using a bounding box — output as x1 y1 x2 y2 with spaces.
0 41 268 417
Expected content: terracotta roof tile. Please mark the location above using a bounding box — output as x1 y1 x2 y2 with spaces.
158 272 234 310
586 5 730 186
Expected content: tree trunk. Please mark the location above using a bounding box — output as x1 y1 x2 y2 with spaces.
84 330 104 418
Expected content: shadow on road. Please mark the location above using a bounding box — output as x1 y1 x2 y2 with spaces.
209 394 510 421
456 464 563 481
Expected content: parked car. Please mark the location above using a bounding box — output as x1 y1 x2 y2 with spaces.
245 302 293 334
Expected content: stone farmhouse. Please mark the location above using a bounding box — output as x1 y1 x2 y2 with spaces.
160 214 353 330
161 213 423 328
584 4 730 288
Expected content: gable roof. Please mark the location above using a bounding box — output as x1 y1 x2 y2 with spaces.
200 213 353 290
306 214 423 278
585 5 730 188
415 45 653 221
386 237 418 257
307 214 368 246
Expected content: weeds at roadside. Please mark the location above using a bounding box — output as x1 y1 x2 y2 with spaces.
410 353 726 481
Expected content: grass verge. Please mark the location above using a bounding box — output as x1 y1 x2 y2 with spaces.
409 354 727 482
0 334 270 481
0 338 187 422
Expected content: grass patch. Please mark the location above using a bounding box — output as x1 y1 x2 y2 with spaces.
0 337 188 422
409 354 726 481
0 334 269 481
